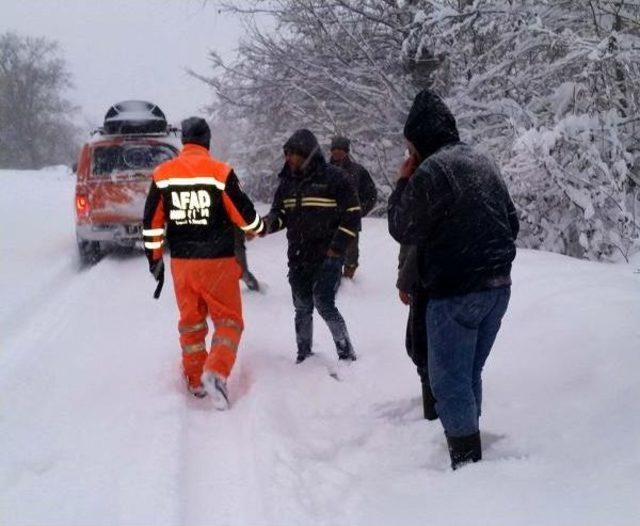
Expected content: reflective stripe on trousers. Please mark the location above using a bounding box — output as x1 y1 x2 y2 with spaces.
171 257 244 380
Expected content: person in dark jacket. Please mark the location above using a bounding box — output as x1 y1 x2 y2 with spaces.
397 244 437 421
263 129 361 363
388 89 519 470
329 136 377 279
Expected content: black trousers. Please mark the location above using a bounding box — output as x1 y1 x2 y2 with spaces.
406 290 437 418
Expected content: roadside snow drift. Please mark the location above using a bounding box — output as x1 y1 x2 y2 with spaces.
1 168 639 526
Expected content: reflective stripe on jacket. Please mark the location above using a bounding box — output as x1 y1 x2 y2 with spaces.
143 143 263 262
266 156 361 269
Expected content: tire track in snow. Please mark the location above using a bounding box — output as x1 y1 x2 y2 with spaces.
2 255 186 525
1 256 79 345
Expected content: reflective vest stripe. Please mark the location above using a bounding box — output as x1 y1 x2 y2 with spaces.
283 197 337 204
339 226 357 237
179 321 208 334
284 202 337 209
346 206 361 212
216 318 243 332
142 228 165 237
156 177 226 190
144 241 164 249
240 213 261 232
211 336 239 353
182 342 206 354
302 197 335 203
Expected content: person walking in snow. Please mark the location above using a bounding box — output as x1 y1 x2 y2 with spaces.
143 117 264 409
329 136 377 279
388 89 519 469
262 129 361 363
397 244 437 421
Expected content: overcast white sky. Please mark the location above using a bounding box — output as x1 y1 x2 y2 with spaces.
1 0 248 128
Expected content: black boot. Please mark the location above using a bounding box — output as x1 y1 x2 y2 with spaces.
446 432 481 470
421 381 438 421
336 339 357 361
296 346 313 364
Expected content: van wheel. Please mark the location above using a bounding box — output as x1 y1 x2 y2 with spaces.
78 240 102 265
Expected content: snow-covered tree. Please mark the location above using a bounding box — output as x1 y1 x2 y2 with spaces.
0 32 79 169
195 1 435 202
407 0 640 260
200 0 640 260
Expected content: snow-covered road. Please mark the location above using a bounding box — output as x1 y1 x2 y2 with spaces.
2 168 639 526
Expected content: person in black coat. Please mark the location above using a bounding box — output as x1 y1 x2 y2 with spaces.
263 129 361 363
388 89 519 470
329 136 377 279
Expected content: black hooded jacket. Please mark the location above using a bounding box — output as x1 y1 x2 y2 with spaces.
266 130 361 269
388 90 519 298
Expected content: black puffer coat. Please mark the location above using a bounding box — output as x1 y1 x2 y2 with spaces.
388 90 519 298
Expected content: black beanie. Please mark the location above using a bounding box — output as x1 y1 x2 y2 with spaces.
330 136 350 152
283 129 321 158
403 89 459 159
181 117 211 148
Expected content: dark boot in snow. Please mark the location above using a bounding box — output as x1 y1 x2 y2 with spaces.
188 384 208 399
296 346 313 364
421 380 438 421
447 432 481 470
336 339 357 361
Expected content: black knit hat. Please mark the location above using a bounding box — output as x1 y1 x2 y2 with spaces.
403 89 459 159
283 129 320 158
181 117 211 148
330 136 350 152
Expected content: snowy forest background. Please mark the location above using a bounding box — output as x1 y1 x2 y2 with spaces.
1 0 640 261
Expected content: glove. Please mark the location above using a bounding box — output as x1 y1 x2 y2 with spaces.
149 259 165 300
149 258 164 281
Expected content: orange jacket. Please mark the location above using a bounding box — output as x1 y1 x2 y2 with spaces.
142 144 263 262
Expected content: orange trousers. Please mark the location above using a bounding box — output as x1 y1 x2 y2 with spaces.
170 257 243 387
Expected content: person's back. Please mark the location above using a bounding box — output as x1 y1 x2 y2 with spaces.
388 88 518 470
416 142 518 297
143 117 264 408
152 146 239 259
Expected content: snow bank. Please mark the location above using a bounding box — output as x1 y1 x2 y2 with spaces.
1 169 639 526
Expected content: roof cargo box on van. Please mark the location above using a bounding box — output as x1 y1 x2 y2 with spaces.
103 100 167 135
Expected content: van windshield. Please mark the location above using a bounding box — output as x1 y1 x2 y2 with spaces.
91 143 176 178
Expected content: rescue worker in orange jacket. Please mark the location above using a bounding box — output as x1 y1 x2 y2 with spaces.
143 117 264 409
